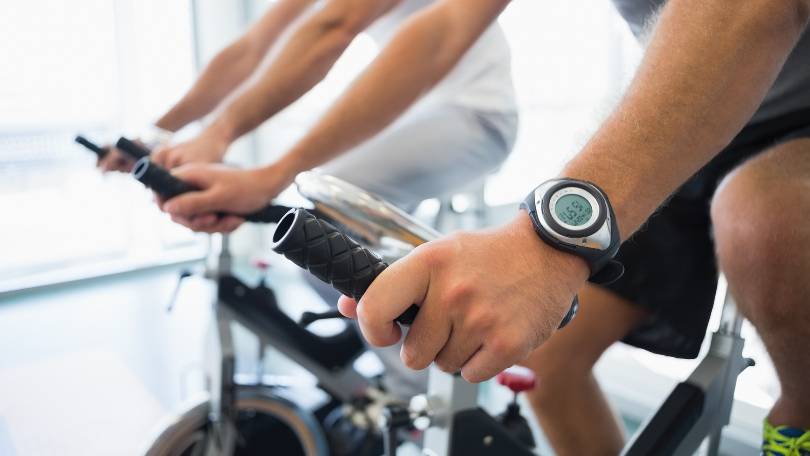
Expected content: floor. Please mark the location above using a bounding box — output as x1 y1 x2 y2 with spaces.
0 266 212 455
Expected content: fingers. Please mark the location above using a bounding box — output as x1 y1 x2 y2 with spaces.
432 325 482 374
153 145 186 169
98 149 132 173
151 146 170 168
161 166 220 217
337 295 358 319
400 290 453 370
356 250 431 347
167 151 185 170
461 340 522 383
171 165 216 189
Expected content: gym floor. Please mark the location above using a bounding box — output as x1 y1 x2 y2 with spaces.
0 258 765 455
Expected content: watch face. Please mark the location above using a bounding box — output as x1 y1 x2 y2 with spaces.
544 185 601 233
554 194 592 227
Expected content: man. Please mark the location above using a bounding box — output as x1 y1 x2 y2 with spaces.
106 0 515 397
163 0 810 454
101 0 516 216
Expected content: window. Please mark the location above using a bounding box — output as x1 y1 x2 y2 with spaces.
0 0 203 291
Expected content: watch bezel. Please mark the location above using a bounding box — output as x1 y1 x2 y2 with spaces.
540 181 607 238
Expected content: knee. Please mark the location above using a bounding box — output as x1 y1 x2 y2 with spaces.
711 166 784 270
710 164 806 324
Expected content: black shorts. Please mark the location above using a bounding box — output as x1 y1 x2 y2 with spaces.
608 109 810 359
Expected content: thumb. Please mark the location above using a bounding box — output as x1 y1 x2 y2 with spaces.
171 164 217 189
337 295 359 319
151 145 170 167
163 189 223 218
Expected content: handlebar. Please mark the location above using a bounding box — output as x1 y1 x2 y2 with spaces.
74 135 108 159
74 135 291 223
271 208 420 325
114 137 151 161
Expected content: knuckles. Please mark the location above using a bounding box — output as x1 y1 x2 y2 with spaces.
434 358 459 374
401 346 428 370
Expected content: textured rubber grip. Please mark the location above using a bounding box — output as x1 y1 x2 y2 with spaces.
74 135 108 159
131 157 290 223
271 208 419 325
115 137 151 160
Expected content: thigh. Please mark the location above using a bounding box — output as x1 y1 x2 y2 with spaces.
319 104 516 209
723 137 810 185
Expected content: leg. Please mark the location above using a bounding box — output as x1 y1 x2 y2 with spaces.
320 103 516 209
711 138 810 429
521 284 648 456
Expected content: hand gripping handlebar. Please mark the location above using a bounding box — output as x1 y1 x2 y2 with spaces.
130 157 290 224
271 208 579 329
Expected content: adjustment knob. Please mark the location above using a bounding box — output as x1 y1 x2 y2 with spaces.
496 366 536 394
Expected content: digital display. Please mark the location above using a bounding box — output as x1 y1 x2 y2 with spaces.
555 194 592 227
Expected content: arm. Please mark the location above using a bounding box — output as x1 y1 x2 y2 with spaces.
266 0 510 181
98 0 311 173
155 0 313 132
564 0 810 238
343 0 810 382
154 0 402 169
158 0 508 228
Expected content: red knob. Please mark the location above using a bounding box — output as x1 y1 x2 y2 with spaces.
252 258 272 271
496 366 536 393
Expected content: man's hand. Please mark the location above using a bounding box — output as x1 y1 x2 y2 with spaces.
160 163 292 233
153 127 230 170
337 212 590 383
97 146 135 173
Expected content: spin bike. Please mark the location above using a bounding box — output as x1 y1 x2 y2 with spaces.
77 135 753 455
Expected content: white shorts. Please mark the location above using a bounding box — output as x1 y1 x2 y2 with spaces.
320 102 517 210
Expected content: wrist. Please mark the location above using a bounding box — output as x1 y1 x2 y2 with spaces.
252 163 296 200
509 212 590 293
274 152 308 179
206 114 240 147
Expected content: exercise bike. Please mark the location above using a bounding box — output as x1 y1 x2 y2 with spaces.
77 135 753 455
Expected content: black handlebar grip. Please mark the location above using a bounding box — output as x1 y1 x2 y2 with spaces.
271 208 419 325
115 137 151 161
132 157 196 199
131 157 290 223
75 135 108 159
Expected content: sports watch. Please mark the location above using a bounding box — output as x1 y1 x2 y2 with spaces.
521 179 624 285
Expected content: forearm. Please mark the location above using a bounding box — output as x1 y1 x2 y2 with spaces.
563 0 809 238
274 0 508 174
156 0 312 132
210 0 397 144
